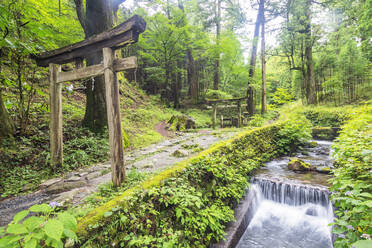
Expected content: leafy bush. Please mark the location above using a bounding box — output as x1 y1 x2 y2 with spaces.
276 116 312 154
271 88 294 107
303 108 350 127
205 89 233 100
330 105 372 248
0 203 78 248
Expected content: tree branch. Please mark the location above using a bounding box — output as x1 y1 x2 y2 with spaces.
73 0 87 33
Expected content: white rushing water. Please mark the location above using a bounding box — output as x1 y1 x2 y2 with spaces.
236 181 334 248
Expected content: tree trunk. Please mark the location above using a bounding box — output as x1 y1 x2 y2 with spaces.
213 0 221 90
188 49 198 103
261 3 267 114
304 0 316 105
246 0 263 115
74 0 124 132
0 91 14 138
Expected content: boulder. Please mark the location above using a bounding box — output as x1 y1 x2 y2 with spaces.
288 158 315 172
312 127 340 140
167 115 196 131
172 149 189 158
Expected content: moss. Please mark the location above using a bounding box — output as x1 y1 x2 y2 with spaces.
312 127 340 140
76 122 286 238
122 129 130 149
288 158 313 171
320 167 331 173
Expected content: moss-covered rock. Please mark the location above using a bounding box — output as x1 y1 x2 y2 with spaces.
167 115 196 131
288 158 314 171
172 149 189 158
318 166 332 174
312 127 340 140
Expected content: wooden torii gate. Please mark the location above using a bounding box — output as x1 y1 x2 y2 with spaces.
206 97 247 129
32 15 146 186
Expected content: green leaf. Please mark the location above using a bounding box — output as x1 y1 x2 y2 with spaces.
4 38 16 48
104 211 112 217
44 219 63 241
13 210 29 224
58 213 77 231
6 224 28 234
23 216 44 232
29 204 52 213
361 200 372 208
352 240 372 248
24 239 37 248
63 229 77 241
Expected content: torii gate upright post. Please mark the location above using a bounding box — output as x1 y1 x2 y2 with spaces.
103 47 125 186
33 15 146 186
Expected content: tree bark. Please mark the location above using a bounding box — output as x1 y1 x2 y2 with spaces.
246 0 263 115
304 0 316 104
188 49 198 103
0 91 14 138
213 0 221 90
74 0 126 132
261 2 267 114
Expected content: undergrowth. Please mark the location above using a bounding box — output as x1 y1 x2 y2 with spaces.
330 103 372 248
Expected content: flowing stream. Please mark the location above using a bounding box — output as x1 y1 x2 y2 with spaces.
235 140 334 248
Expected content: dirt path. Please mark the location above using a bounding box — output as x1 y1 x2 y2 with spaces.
154 121 172 138
0 128 240 226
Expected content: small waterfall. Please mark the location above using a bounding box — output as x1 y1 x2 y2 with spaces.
251 177 330 207
235 177 334 248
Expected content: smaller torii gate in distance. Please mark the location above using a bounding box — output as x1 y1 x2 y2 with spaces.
32 15 146 186
206 97 247 129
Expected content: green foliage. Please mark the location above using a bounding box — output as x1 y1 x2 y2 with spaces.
0 125 109 197
303 108 350 127
276 116 312 154
271 88 294 107
63 127 109 171
205 89 233 100
182 109 211 128
0 203 78 248
330 105 372 247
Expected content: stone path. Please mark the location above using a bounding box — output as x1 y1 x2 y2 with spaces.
0 128 239 226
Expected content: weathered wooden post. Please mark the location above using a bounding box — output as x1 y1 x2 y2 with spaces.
49 63 63 167
212 103 217 129
220 115 224 128
237 100 241 128
103 47 125 186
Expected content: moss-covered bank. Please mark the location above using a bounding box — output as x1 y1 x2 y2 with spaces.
76 119 311 247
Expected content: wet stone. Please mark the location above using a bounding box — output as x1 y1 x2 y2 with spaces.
40 178 62 189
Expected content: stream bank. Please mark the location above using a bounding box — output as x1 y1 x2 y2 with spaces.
214 140 335 248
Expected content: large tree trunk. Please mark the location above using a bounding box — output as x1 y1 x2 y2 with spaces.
0 91 14 138
74 0 125 132
187 49 198 103
178 0 198 104
261 2 267 114
304 0 316 104
246 0 263 115
213 0 221 90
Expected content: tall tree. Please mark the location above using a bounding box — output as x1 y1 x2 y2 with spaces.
213 0 221 90
260 0 267 114
246 0 264 115
73 0 126 132
304 0 316 104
